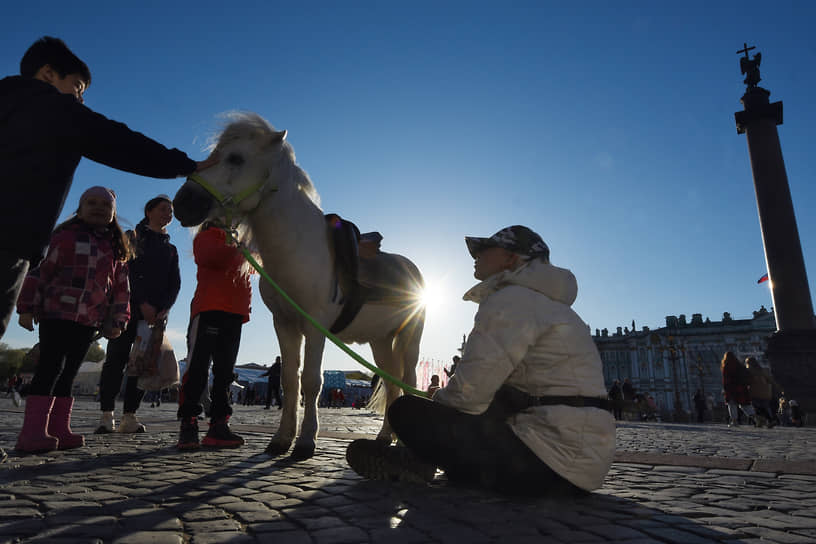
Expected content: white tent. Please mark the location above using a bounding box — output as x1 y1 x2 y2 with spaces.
72 361 103 396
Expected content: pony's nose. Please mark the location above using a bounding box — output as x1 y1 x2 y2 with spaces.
173 182 213 227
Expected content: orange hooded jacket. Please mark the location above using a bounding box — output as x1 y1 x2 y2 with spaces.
190 227 251 323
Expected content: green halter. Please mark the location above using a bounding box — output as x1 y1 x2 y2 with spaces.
187 171 272 239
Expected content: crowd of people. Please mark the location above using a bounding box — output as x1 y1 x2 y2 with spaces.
721 351 804 428
607 378 659 422
604 352 803 428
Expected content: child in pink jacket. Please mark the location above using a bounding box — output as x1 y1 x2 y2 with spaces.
15 186 131 452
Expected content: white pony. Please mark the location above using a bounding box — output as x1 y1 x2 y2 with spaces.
173 113 425 459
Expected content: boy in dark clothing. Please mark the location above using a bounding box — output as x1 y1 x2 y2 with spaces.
0 36 216 339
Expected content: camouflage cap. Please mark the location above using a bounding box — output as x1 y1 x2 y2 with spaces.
465 225 550 260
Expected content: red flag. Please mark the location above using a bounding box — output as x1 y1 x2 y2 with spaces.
757 273 769 284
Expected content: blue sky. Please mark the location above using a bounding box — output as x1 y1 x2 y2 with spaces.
2 1 814 374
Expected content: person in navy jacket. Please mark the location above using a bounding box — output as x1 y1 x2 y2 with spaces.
96 195 181 434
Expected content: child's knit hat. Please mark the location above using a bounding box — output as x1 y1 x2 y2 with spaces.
80 186 116 209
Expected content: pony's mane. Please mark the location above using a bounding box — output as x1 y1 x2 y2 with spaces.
213 112 321 207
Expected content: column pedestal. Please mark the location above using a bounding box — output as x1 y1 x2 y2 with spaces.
765 330 816 417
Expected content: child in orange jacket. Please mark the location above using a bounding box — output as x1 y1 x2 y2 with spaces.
177 222 252 449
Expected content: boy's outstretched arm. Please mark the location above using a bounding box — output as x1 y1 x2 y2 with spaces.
63 96 218 178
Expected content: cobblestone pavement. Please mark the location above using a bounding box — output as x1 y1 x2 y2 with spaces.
1 397 815 543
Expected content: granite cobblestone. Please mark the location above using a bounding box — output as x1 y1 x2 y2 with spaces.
2 398 816 542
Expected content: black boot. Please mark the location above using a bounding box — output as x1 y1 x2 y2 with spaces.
346 439 436 484
177 417 200 450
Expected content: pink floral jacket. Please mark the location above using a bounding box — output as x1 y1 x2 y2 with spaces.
17 222 130 330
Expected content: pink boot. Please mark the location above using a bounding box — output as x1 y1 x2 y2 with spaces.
15 395 59 453
48 397 85 450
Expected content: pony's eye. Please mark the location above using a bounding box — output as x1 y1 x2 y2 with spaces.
227 153 244 166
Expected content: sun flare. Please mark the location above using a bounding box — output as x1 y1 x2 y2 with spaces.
419 281 446 314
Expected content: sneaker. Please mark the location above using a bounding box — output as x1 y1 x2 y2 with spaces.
119 413 146 434
202 416 244 448
94 411 115 434
12 391 21 407
346 439 436 484
177 417 200 450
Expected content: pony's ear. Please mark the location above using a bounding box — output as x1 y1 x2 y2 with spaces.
271 130 287 144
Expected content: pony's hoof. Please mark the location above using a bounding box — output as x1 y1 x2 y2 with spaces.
290 443 315 461
265 442 291 457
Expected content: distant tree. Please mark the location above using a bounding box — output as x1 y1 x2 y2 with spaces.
20 344 40 373
85 342 106 363
0 343 30 378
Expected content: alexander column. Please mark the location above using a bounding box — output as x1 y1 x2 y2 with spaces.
735 44 816 414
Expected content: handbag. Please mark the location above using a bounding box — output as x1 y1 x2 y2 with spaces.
127 320 155 377
127 319 179 390
137 335 179 391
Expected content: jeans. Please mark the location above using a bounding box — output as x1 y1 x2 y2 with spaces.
727 400 755 423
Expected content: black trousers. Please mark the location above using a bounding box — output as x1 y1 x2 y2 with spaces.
29 319 96 397
266 380 281 408
98 315 145 413
179 311 243 420
0 250 29 340
388 395 582 495
612 401 623 420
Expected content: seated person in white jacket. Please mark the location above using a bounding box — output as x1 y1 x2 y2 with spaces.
346 225 616 495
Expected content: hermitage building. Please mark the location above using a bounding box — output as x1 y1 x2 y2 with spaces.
594 307 776 418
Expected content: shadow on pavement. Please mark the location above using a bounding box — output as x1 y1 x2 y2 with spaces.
0 434 750 543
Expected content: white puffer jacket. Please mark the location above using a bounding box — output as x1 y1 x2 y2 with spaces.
433 259 615 491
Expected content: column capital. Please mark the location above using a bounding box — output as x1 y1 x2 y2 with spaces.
735 92 782 134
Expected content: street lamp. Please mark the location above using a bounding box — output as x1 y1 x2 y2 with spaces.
689 353 706 396
650 333 687 421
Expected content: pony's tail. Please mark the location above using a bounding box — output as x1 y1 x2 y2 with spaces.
367 377 388 415
368 305 426 415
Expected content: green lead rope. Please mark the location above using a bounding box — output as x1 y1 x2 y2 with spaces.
237 246 428 398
